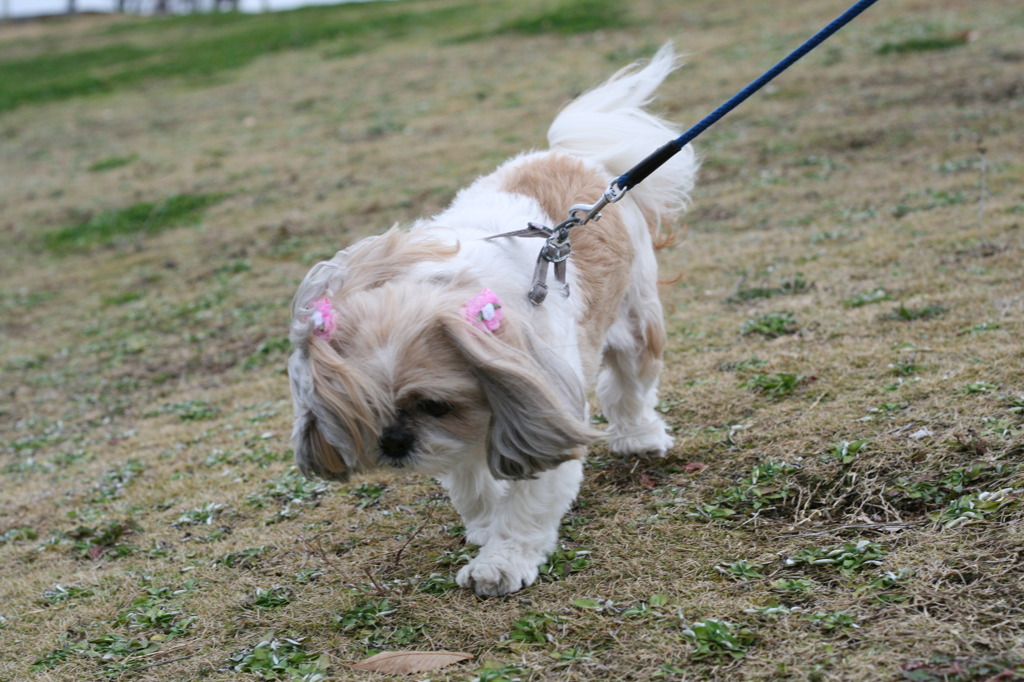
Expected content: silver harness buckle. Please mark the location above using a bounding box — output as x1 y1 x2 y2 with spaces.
487 182 624 305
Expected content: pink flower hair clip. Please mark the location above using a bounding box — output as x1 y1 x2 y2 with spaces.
310 296 336 338
465 288 503 333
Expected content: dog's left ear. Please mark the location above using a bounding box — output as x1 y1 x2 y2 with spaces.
444 312 599 480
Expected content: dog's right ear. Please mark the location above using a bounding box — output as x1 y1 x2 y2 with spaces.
292 411 349 482
443 305 599 480
289 350 352 482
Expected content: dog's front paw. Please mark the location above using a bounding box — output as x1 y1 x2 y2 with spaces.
456 551 540 597
607 417 674 458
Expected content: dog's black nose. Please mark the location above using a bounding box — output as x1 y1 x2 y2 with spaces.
379 426 416 460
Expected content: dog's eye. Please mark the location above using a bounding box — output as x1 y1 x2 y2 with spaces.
417 399 453 418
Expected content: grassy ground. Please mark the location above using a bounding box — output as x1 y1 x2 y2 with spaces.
1 0 1022 679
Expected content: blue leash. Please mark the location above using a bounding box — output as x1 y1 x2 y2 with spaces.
610 0 881 198
495 0 881 305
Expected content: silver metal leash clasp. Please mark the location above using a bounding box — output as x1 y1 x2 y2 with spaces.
567 195 609 227
488 180 631 306
564 179 626 229
526 221 573 306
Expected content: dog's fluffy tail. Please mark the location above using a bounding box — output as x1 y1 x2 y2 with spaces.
547 43 697 223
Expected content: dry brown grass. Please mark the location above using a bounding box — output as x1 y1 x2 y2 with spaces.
2 0 1023 679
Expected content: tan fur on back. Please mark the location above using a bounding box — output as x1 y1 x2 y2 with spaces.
499 155 637 374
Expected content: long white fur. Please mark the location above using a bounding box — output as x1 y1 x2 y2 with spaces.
288 45 697 597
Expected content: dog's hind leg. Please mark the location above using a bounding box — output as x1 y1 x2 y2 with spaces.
597 269 675 458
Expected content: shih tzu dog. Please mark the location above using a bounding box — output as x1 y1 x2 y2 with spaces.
287 45 697 596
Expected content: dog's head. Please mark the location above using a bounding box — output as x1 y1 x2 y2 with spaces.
287 230 597 482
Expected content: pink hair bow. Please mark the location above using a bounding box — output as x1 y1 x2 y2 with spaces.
311 297 336 338
465 289 503 333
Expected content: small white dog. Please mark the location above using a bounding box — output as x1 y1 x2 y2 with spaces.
287 45 697 596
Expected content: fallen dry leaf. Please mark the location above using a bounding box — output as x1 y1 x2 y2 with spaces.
349 650 474 674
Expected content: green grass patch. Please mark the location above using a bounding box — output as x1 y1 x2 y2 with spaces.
0 43 149 112
830 439 869 464
889 359 923 376
743 371 807 398
494 0 624 36
538 547 592 583
243 336 292 370
933 489 1021 529
349 482 385 509
892 189 970 218
92 459 145 502
900 654 1024 681
506 611 563 646
88 154 138 172
213 545 270 569
40 584 95 604
959 321 1002 335
741 310 799 337
687 461 799 521
770 578 817 599
171 502 226 528
785 540 887 574
64 519 140 560
804 611 859 632
0 1 514 112
718 357 768 372
334 597 425 652
101 290 146 306
715 560 766 580
149 399 222 421
226 636 329 680
876 34 970 55
249 586 292 610
42 193 226 254
1 526 38 543
881 303 948 321
682 619 756 662
726 274 810 303
32 633 160 673
895 463 1014 509
861 568 914 604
